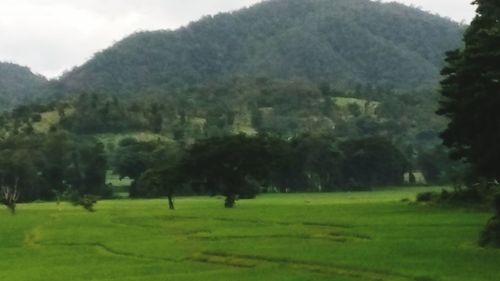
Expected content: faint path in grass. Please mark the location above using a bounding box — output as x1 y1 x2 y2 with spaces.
192 251 418 281
187 232 370 243
35 240 181 263
152 214 353 228
110 214 369 244
22 218 181 264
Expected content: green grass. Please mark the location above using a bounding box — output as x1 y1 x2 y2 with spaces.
96 132 172 147
32 108 75 133
1 187 499 281
333 97 380 115
106 172 132 198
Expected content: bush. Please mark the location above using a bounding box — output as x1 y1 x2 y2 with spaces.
493 194 500 216
79 195 99 212
416 192 438 202
478 194 500 248
479 215 500 248
446 188 483 204
63 189 100 212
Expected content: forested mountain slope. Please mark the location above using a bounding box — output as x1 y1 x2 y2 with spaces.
0 62 47 111
55 0 464 96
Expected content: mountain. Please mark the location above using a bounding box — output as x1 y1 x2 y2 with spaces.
0 62 47 111
0 0 463 152
55 0 464 96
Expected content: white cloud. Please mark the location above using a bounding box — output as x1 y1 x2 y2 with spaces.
0 0 476 78
380 0 476 23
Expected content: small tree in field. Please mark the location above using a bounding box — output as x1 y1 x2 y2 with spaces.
1 178 20 214
65 139 109 212
136 168 179 210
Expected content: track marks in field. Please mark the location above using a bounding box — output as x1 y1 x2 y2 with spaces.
36 240 180 263
188 232 369 243
158 214 354 230
110 214 370 244
190 253 257 268
110 217 158 229
193 251 414 281
302 221 352 228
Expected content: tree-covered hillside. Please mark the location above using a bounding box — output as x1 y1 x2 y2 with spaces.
0 0 465 196
55 0 464 96
3 78 445 155
0 62 47 111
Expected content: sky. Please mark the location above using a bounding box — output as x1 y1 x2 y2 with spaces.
0 0 476 79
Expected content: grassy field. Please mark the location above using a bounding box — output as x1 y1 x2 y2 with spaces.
1 187 499 281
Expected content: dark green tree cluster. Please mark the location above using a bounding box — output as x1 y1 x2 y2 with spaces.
52 0 462 98
0 62 47 112
0 131 110 213
438 0 500 181
130 134 409 208
182 135 273 208
15 78 446 154
111 138 182 198
437 0 500 246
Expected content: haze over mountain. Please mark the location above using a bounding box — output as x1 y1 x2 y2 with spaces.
0 0 466 150
54 0 464 96
0 62 47 111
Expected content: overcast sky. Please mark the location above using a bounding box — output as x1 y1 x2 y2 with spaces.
0 0 476 78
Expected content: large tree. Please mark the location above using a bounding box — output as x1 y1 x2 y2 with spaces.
437 0 500 247
437 0 500 180
340 137 407 188
183 135 273 208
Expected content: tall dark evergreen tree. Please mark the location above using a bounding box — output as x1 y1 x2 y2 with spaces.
438 0 500 180
437 0 500 247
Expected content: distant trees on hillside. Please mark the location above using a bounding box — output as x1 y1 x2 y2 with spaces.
22 79 443 153
0 62 47 112
53 0 463 97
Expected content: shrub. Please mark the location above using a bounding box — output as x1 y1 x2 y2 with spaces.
479 217 500 248
79 195 99 212
63 189 99 212
416 192 437 202
479 194 500 248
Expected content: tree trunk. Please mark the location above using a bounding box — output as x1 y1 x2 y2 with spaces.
2 179 20 215
167 194 175 210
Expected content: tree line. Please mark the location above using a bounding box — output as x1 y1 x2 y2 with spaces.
0 132 109 213
1 128 453 212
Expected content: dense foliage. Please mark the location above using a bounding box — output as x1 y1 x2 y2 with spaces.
53 0 463 96
437 0 500 247
9 79 443 151
0 131 110 212
438 0 500 181
0 0 467 212
128 134 409 207
0 62 47 111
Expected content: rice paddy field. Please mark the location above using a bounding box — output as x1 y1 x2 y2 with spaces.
1 187 499 281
